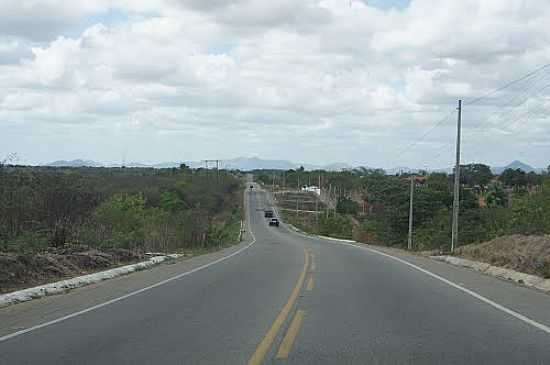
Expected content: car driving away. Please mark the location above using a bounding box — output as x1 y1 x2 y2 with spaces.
264 209 274 218
269 218 279 227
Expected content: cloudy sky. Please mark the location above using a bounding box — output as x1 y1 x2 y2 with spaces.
1 0 550 168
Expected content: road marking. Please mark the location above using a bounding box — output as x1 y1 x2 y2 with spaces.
324 240 550 336
306 276 314 291
308 250 315 271
248 248 310 365
275 310 306 359
0 191 258 344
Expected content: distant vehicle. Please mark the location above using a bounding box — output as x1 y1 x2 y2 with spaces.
264 210 274 218
249 185 253 189
269 218 279 227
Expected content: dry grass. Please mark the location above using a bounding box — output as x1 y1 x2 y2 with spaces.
0 246 143 294
456 235 550 278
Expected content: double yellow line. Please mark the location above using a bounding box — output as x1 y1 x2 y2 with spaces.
248 248 312 365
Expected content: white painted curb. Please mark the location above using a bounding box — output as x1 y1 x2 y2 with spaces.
0 254 183 309
432 255 550 294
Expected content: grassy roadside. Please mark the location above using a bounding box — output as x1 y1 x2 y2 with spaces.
0 166 246 294
0 205 244 295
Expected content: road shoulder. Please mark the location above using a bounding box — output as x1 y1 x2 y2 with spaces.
283 224 550 333
0 238 254 339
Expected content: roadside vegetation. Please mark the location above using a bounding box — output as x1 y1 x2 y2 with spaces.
0 165 243 292
255 165 550 275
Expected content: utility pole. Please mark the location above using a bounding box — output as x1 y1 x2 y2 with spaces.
327 184 332 218
316 172 321 227
451 99 462 253
408 175 415 250
203 160 220 183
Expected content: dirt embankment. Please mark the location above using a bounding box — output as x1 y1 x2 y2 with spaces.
456 235 550 279
0 246 144 294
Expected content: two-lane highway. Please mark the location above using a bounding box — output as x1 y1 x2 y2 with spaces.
0 187 308 364
1 185 550 364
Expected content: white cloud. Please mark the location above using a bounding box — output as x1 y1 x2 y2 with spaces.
0 0 109 41
1 0 550 168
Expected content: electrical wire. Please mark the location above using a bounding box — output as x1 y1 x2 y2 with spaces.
463 62 550 106
392 109 456 160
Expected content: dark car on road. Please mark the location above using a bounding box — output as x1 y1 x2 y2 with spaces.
264 210 274 218
269 218 279 227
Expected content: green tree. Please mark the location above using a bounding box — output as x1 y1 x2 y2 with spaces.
318 214 352 239
485 181 506 207
526 171 542 186
500 168 527 188
460 163 493 188
94 193 147 249
336 197 359 215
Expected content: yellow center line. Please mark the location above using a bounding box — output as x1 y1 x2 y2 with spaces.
306 276 314 291
247 248 310 365
275 310 306 359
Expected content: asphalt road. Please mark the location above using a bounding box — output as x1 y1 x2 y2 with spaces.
1 184 550 364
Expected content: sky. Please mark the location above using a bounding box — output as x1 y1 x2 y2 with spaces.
1 0 550 169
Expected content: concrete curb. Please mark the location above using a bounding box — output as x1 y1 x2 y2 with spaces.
0 254 183 309
431 255 550 294
316 235 356 243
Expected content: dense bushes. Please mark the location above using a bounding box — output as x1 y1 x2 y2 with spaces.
256 165 550 252
0 167 243 254
365 176 550 251
318 213 353 239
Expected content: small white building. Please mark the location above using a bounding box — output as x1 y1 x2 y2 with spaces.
301 185 321 196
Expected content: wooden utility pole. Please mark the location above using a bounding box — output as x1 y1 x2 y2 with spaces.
408 175 415 250
451 100 462 253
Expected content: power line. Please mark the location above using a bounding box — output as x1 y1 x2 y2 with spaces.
463 62 550 106
393 109 456 160
461 79 550 161
465 71 550 135
392 62 550 167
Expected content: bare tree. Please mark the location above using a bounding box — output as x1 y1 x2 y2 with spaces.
0 153 18 168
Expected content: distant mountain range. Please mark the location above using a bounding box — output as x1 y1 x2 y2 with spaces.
44 157 355 171
491 160 537 174
43 157 544 174
46 159 103 168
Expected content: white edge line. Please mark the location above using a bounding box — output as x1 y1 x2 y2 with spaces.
0 191 257 343
298 232 550 336
268 187 550 335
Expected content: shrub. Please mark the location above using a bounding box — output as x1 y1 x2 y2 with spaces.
318 213 353 239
